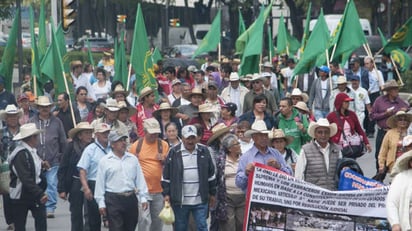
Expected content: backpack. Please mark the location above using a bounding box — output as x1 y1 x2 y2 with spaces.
134 138 164 159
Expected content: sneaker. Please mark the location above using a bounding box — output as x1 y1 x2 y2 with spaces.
47 213 55 218
7 224 14 230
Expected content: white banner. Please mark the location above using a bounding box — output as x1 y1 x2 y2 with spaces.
244 163 390 231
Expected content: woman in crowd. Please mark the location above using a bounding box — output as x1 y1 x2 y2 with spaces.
215 134 245 231
239 94 276 130
269 129 297 172
386 150 412 231
92 68 111 100
164 122 181 147
57 122 94 231
293 101 315 122
17 93 36 125
126 76 139 107
189 103 217 145
378 111 412 175
218 102 239 127
74 86 93 122
86 98 106 123
153 102 181 139
326 92 371 157
117 101 138 143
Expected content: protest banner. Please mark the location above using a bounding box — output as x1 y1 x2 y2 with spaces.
244 163 390 231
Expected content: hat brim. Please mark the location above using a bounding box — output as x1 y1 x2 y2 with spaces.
382 85 400 91
207 127 231 145
0 109 23 121
119 106 137 117
111 90 128 97
105 106 120 112
153 107 178 118
293 105 310 113
386 113 412 128
270 135 294 146
244 130 270 138
138 89 155 101
13 129 43 141
391 150 412 176
189 92 205 99
68 127 94 139
307 123 338 138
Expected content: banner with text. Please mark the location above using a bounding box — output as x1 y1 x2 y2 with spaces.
244 163 390 231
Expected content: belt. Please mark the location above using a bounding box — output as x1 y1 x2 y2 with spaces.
106 191 135 197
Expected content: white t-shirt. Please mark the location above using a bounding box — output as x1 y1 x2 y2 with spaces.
92 81 112 100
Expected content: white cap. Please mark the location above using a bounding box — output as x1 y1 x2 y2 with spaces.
182 125 197 138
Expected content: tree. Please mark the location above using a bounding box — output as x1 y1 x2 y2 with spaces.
0 0 14 20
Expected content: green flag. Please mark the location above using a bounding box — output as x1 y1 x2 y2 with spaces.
277 14 288 55
151 47 162 64
113 31 128 87
239 6 265 75
238 9 246 37
55 24 70 74
378 27 388 46
268 25 275 61
38 0 47 60
30 6 47 95
286 32 301 54
41 19 74 97
293 9 330 76
300 2 312 54
330 0 367 64
193 10 221 58
384 17 412 51
235 0 273 55
391 49 412 72
130 4 157 94
0 9 19 92
86 38 95 67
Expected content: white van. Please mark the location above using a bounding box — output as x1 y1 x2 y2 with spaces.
309 14 372 36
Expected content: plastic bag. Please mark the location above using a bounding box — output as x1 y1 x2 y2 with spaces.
0 162 10 194
158 201 175 225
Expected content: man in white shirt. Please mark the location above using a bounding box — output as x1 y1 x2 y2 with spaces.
220 72 249 117
70 60 96 102
349 75 371 128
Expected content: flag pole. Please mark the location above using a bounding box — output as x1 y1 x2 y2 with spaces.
390 57 404 86
218 43 221 65
62 71 77 129
33 75 38 97
126 63 132 92
325 48 333 90
330 44 337 62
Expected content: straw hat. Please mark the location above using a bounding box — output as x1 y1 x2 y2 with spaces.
105 98 120 112
290 88 309 102
153 102 178 118
382 79 401 91
0 104 23 121
336 76 348 85
268 129 294 145
386 111 412 128
307 118 338 138
229 72 240 81
244 120 271 138
391 150 412 177
189 88 205 99
194 103 217 114
232 58 241 64
118 101 136 116
250 73 265 82
207 123 233 145
35 96 53 106
293 101 310 114
138 87 154 101
111 84 128 97
68 122 94 139
13 123 43 141
70 60 82 68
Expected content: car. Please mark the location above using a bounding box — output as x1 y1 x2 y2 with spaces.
167 44 208 59
74 37 114 53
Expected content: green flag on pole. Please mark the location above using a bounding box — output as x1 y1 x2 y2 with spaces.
130 4 157 95
86 38 95 67
239 6 265 75
384 17 412 51
38 0 47 60
192 10 221 58
276 14 288 55
55 24 70 74
151 47 163 64
268 25 275 61
0 9 19 92
113 31 128 87
300 2 312 54
293 9 330 76
238 9 246 37
379 27 412 72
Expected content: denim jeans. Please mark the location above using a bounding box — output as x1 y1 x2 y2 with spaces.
45 166 58 213
138 193 165 231
314 109 329 121
172 203 208 231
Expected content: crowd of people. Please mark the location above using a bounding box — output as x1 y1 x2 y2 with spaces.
0 52 411 231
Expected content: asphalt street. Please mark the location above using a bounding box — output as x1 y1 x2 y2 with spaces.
0 135 383 230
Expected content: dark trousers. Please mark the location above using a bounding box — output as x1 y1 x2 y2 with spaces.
12 199 47 231
3 193 13 225
85 180 101 231
69 178 84 231
104 192 139 231
375 128 388 172
364 92 380 135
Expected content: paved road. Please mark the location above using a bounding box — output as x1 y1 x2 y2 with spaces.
0 135 383 230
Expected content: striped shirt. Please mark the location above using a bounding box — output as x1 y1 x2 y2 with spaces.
181 147 202 205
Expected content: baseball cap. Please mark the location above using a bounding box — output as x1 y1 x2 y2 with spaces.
171 79 181 86
143 118 161 134
222 102 237 114
108 129 128 143
182 125 197 138
350 75 360 81
319 65 330 73
94 123 111 133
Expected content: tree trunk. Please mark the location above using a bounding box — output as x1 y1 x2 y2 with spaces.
284 0 304 40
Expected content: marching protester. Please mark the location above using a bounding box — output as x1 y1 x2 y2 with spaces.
243 74 278 115
131 86 160 138
236 120 292 192
74 86 94 122
57 122 94 231
188 103 217 145
176 87 205 124
77 123 111 230
53 92 81 138
29 96 67 218
153 102 181 140
269 129 298 172
295 119 341 190
308 66 331 121
239 94 277 130
220 72 249 117
348 75 371 128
